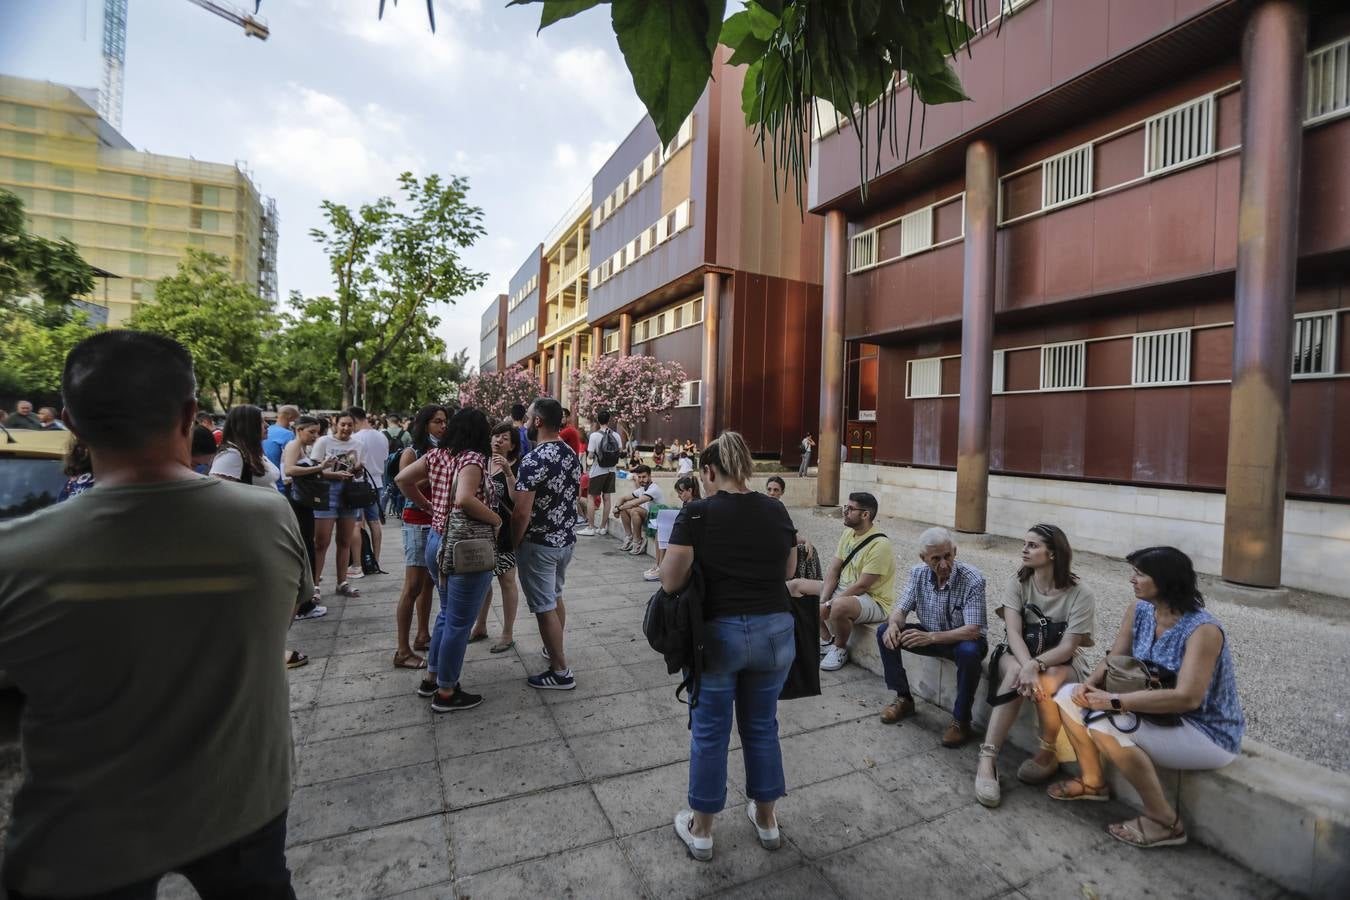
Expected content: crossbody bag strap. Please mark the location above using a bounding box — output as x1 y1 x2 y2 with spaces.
840 532 886 571
987 600 1047 708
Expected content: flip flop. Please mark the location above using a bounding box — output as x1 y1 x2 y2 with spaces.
467 633 489 644
489 640 516 654
393 651 427 670
286 650 309 669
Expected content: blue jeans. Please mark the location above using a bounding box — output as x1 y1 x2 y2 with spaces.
875 621 987 724
424 529 495 691
688 612 795 814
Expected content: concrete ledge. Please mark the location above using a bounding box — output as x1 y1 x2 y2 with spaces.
1206 580 1292 609
843 620 1349 899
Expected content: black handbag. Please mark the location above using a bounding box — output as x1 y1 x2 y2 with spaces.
986 602 1068 706
643 500 708 725
290 463 330 510
342 470 379 508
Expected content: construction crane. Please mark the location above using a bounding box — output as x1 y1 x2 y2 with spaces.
98 0 269 130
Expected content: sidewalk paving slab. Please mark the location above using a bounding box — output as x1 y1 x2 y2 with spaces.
141 526 1286 899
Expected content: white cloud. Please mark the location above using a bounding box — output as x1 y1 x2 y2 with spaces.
243 85 424 199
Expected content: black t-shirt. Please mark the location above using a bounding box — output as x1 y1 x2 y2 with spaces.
669 491 797 619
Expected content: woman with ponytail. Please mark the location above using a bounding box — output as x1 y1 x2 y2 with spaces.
659 431 798 862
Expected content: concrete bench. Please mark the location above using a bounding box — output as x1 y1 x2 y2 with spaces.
843 620 1349 899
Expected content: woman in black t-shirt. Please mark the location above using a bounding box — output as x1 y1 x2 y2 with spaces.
469 420 522 653
660 431 797 862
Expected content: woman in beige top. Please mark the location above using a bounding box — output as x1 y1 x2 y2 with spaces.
975 523 1096 808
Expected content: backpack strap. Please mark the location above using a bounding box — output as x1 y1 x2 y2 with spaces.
674 500 708 728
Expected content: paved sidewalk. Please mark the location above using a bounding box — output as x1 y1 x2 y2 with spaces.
143 529 1282 899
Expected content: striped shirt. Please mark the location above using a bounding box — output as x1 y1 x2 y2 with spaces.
897 561 988 635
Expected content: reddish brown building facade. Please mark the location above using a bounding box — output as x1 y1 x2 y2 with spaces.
810 0 1350 595
585 51 825 461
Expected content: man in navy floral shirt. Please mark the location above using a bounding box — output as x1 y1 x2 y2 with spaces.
511 397 582 690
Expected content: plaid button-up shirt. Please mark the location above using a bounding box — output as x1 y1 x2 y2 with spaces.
897 560 988 635
425 449 493 535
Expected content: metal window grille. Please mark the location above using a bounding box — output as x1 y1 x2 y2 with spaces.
592 207 603 229
907 357 943 398
899 206 933 257
992 349 1006 394
1040 341 1085 390
1041 144 1093 210
1292 313 1337 377
1307 39 1350 125
850 230 877 271
1144 96 1214 175
1131 329 1192 385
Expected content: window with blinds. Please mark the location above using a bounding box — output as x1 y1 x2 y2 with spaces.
1145 96 1214 175
907 357 943 398
679 380 702 407
1041 144 1093 210
1306 38 1350 125
1040 341 1085 390
1132 329 1192 385
850 231 877 271
1292 313 1337 377
899 206 933 257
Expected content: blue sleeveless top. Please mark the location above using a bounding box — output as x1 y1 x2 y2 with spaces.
1130 601 1244 754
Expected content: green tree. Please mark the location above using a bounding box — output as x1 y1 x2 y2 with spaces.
128 250 276 410
0 307 95 400
309 172 488 407
265 293 472 412
0 189 95 309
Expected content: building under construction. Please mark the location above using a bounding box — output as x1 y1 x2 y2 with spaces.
0 73 277 324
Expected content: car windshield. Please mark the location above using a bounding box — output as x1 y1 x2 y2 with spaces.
0 458 69 520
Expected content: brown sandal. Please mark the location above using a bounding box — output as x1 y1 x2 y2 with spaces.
1108 813 1187 848
413 638 430 652
393 651 426 670
285 650 309 669
1047 777 1109 802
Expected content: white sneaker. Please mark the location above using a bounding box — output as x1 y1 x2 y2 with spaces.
619 538 634 552
674 810 713 861
820 645 849 671
818 637 834 657
746 801 781 850
631 537 648 555
577 527 598 537
597 526 609 536
643 567 661 582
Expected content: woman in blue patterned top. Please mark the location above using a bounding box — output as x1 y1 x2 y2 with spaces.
1048 546 1244 849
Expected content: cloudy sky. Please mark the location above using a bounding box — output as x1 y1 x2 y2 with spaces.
1 0 647 363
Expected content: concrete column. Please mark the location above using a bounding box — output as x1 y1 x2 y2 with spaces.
954 140 999 535
569 332 581 408
591 325 602 359
538 348 549 392
551 345 564 399
817 210 847 508
527 357 535 375
701 272 723 447
619 312 633 356
1221 0 1307 590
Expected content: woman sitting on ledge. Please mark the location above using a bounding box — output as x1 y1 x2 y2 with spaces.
975 523 1096 808
1048 546 1245 849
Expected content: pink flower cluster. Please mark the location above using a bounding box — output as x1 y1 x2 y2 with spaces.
575 354 686 430
459 364 549 421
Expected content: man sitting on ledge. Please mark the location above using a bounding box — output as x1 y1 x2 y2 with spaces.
876 527 988 748
787 491 894 672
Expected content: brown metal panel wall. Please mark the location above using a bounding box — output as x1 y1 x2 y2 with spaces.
1001 394 1045 474
1131 388 1190 484
1300 119 1350 257
1186 384 1230 488
1288 382 1338 495
1084 390 1136 480
1192 326 1234 381
1332 382 1350 496
630 318 702 441
1041 391 1088 476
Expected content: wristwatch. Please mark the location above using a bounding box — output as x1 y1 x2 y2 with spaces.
1109 694 1122 711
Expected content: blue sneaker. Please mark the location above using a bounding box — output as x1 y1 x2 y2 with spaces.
528 669 576 691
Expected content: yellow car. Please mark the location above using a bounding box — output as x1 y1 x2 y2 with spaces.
0 426 73 521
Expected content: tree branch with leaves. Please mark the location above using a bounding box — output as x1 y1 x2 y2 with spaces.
308 172 488 407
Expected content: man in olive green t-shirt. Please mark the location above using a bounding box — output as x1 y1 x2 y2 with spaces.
0 331 309 899
787 491 895 672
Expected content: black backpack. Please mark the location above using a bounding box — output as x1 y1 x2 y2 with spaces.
596 428 621 468
642 500 707 724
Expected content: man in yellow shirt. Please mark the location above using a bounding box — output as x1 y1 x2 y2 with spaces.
787 491 894 671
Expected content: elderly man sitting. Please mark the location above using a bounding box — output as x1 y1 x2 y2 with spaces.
875 527 988 748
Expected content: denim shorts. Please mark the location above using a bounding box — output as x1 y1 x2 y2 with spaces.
402 523 431 569
314 480 360 520
360 501 383 523
515 540 574 614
